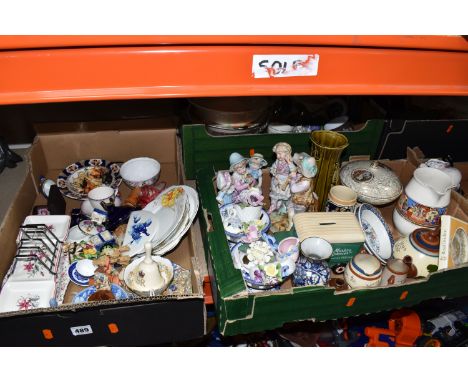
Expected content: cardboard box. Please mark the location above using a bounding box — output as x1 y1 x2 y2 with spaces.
196 142 468 336
0 121 207 346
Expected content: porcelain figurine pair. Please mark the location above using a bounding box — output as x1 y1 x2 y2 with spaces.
268 143 318 230
216 152 267 206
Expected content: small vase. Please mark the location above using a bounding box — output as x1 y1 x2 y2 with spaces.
310 130 349 211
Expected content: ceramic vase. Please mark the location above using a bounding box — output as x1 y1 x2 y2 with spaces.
310 130 349 211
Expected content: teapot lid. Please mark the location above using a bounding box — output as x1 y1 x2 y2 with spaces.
409 228 440 256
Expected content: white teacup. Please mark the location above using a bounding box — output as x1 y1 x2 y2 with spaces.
300 237 333 261
88 186 118 211
234 204 262 223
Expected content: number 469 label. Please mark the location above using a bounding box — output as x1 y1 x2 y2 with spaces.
70 325 93 336
252 54 319 79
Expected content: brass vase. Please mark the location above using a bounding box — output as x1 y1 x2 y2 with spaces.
310 130 349 211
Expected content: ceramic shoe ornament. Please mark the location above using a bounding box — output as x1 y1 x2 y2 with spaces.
268 143 297 227
288 152 318 229
247 153 268 189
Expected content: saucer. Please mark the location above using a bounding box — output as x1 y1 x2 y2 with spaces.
78 220 106 236
68 261 91 286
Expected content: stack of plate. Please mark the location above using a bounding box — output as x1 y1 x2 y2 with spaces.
143 185 199 256
355 203 394 264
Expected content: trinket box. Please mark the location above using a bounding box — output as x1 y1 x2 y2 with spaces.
293 212 365 266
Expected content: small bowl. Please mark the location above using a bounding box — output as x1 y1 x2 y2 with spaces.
120 157 161 188
300 237 333 261
267 123 294 134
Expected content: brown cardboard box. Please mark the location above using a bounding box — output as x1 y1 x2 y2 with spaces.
0 121 207 346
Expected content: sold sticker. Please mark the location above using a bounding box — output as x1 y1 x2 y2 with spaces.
252 54 319 78
70 325 93 336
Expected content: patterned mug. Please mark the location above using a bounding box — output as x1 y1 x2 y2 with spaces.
325 185 357 213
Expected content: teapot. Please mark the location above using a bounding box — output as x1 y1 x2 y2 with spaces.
393 167 453 236
393 228 440 277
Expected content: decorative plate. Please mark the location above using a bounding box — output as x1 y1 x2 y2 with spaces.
340 160 402 205
357 203 394 263
56 159 122 200
72 283 129 304
122 210 159 257
68 261 91 287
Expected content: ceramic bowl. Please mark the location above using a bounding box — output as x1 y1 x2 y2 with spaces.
324 116 349 131
293 257 330 287
356 203 394 263
277 237 300 262
300 237 333 261
344 253 382 289
72 284 129 304
340 160 402 205
120 157 161 188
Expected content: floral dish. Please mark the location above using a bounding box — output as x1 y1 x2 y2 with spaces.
56 159 122 200
356 203 394 263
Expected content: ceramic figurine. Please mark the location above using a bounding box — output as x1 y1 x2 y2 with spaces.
216 170 234 205
248 153 267 189
288 152 318 229
268 142 297 216
229 152 252 203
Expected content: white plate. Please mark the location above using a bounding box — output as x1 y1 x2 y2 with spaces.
0 280 55 313
123 211 159 257
21 215 71 242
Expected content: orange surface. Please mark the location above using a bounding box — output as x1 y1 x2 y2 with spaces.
0 37 467 104
1 35 467 51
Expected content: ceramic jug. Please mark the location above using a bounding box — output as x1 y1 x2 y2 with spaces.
393 167 453 236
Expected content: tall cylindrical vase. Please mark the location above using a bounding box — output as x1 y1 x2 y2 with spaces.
310 130 349 211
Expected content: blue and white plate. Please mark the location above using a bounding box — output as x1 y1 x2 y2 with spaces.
356 203 394 263
56 159 122 201
72 283 129 304
68 261 90 287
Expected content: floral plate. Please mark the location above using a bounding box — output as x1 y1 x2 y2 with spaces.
56 159 122 201
72 283 129 304
122 210 159 257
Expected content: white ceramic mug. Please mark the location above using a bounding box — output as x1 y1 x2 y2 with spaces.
380 258 409 286
88 186 118 210
234 204 262 223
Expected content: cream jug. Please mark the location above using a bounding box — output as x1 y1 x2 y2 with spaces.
393 167 453 235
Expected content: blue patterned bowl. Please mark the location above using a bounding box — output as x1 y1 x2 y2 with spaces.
293 256 330 287
73 284 129 304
